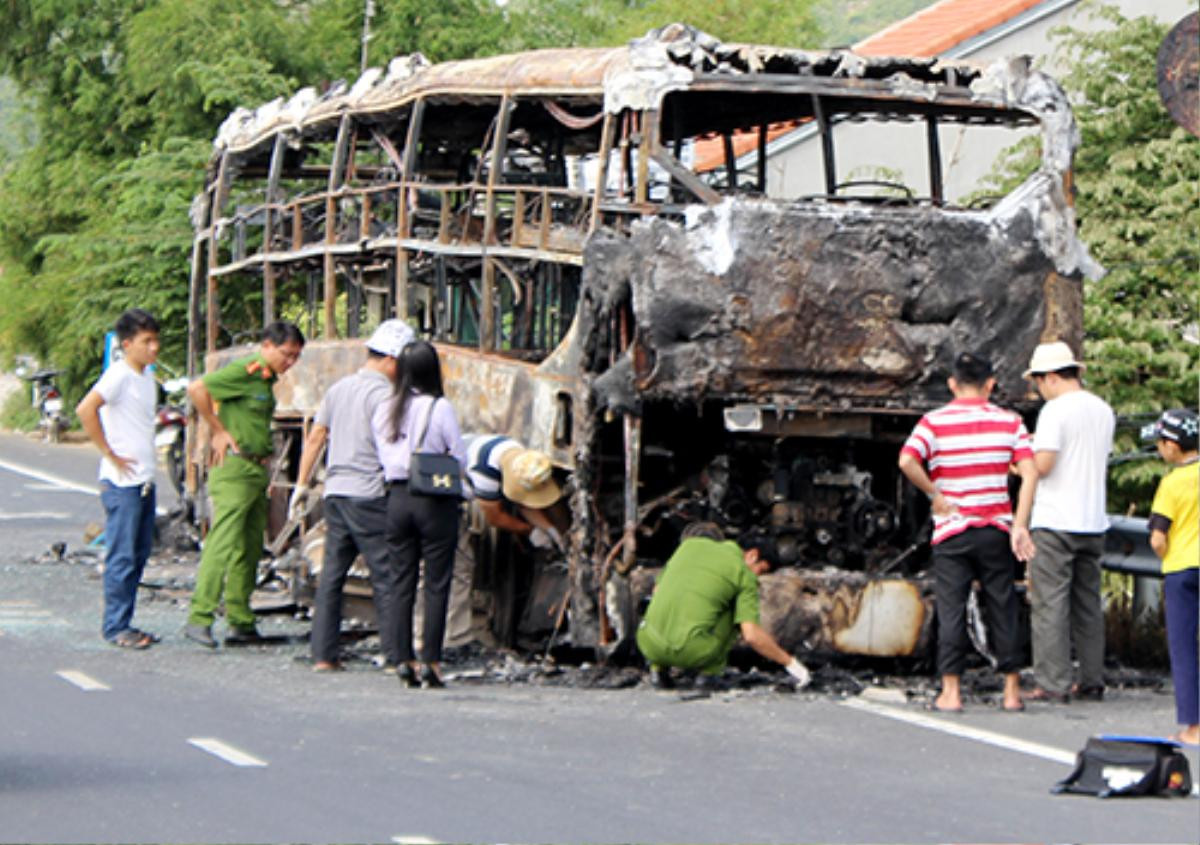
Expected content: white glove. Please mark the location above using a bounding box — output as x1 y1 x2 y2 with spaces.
288 485 310 521
784 657 811 689
546 527 566 553
528 527 552 549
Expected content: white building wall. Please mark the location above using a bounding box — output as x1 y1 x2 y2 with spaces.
767 0 1195 204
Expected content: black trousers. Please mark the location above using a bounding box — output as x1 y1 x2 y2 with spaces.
933 526 1022 676
311 496 401 665
386 483 461 663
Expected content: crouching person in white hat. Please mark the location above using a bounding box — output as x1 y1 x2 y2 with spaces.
292 319 414 672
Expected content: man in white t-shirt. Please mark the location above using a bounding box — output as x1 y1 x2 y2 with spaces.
1024 341 1115 703
76 309 162 650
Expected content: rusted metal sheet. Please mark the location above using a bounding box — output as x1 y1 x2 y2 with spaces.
1157 11 1199 137
211 23 1033 168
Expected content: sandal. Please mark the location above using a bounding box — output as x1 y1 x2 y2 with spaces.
109 629 152 650
1027 687 1070 704
129 628 161 644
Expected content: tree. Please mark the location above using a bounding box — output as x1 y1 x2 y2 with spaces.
977 5 1199 510
0 1 313 396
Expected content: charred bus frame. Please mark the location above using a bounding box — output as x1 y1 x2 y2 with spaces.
187 25 1091 659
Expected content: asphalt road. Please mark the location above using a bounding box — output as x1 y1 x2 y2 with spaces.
1 431 1197 843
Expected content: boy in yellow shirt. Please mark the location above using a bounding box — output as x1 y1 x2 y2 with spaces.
1145 408 1199 746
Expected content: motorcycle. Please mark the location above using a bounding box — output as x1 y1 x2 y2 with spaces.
21 369 65 443
155 376 189 496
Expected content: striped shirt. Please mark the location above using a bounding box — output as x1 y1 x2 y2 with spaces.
463 434 521 501
901 398 1033 545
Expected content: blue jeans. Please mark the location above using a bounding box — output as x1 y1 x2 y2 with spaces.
100 481 156 640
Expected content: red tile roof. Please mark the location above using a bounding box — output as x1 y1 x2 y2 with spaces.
692 0 1047 172
853 0 1045 57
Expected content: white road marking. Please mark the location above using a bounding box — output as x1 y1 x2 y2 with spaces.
0 458 99 496
0 457 168 515
840 697 1077 766
0 511 71 520
391 836 442 844
0 601 67 634
187 738 268 768
56 670 111 692
0 607 53 617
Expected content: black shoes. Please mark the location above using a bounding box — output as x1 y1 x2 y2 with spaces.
648 667 674 690
1027 687 1071 704
693 673 720 693
224 627 267 646
398 665 420 688
184 623 217 649
1073 684 1105 702
419 665 444 689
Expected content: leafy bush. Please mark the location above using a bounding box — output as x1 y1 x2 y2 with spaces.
0 386 40 431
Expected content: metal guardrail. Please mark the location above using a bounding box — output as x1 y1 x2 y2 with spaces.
1101 514 1161 579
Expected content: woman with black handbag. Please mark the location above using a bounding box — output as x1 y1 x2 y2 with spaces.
373 341 466 689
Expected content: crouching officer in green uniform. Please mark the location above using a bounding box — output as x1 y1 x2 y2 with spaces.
184 321 305 647
637 527 811 691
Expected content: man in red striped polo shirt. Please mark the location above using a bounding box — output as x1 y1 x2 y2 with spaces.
898 352 1039 713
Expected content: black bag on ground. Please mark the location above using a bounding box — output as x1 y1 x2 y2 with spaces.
408 397 463 498
1052 735 1192 798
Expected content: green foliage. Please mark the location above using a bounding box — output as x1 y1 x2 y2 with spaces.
499 0 821 51
979 5 1200 512
0 0 302 401
0 385 40 431
606 0 820 46
1057 7 1200 512
121 0 314 146
0 76 36 162
814 0 934 47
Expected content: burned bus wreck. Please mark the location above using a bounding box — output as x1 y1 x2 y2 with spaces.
187 25 1091 662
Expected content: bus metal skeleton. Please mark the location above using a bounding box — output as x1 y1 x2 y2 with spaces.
187 24 1092 659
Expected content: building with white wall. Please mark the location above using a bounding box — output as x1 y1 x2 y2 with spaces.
753 0 1195 203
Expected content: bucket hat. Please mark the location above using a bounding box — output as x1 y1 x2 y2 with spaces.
500 448 562 509
1023 341 1085 378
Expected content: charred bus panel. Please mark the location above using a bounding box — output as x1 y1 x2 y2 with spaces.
186 25 1090 659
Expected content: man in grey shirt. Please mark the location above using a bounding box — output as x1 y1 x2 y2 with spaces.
292 320 413 671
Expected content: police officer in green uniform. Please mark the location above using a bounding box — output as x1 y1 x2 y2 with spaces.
184 322 305 647
637 529 811 690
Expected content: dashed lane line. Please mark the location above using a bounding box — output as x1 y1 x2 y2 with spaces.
0 510 71 520
56 670 111 692
187 738 268 768
839 696 1078 765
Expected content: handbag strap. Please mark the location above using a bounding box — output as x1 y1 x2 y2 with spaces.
413 396 440 453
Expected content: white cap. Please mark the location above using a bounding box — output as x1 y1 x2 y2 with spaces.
365 320 414 358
